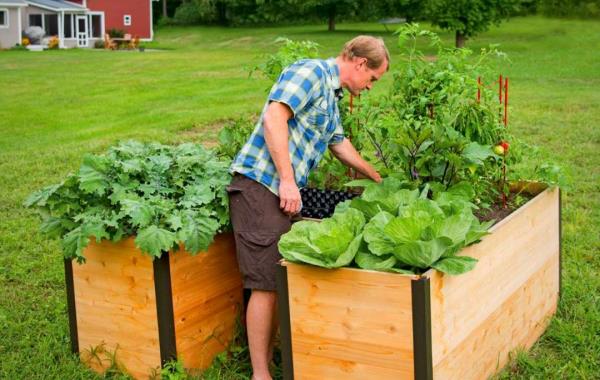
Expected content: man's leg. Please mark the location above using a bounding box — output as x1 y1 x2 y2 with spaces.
247 289 277 380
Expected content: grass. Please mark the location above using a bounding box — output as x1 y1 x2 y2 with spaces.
1 15 599 379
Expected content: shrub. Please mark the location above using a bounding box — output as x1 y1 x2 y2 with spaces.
173 0 219 25
107 28 125 38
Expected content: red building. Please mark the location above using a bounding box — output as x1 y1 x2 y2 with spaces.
69 0 154 40
0 0 155 48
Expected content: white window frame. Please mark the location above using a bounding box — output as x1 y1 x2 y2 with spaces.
29 13 44 30
63 14 74 39
0 8 8 29
123 14 131 26
87 11 104 39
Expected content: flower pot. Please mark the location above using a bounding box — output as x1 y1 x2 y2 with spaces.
277 186 560 379
64 233 243 379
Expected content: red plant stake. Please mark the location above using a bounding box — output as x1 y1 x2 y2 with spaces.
504 77 509 127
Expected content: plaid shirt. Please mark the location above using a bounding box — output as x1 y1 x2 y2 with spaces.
230 58 344 195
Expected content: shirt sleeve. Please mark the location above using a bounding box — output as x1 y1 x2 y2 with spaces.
268 61 323 117
329 121 345 145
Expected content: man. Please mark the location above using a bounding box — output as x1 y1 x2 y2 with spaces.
228 35 389 380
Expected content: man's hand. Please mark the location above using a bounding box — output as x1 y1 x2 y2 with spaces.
329 138 382 183
279 179 302 215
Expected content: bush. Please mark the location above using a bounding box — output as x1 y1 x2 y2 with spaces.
107 28 124 38
173 0 218 24
539 0 600 18
94 40 104 49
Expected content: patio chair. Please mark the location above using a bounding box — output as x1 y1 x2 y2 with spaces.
128 35 140 50
104 33 117 50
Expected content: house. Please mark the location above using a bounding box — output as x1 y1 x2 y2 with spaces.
0 0 155 49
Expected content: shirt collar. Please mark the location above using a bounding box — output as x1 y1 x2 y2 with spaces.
326 58 341 90
325 58 343 100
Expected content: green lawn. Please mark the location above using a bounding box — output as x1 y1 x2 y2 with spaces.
1 16 599 379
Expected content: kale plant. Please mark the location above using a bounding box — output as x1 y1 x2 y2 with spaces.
25 141 232 262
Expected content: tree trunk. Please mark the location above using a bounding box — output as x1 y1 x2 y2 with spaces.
162 0 168 18
328 5 336 31
455 31 466 48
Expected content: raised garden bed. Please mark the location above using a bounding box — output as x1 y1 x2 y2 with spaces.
276 185 560 379
65 233 243 379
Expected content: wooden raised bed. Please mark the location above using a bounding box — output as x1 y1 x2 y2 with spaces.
277 186 561 380
64 233 243 379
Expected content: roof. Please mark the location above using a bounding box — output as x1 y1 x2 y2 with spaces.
26 0 87 11
0 0 28 6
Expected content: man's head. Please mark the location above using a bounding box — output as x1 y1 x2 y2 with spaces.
337 36 390 96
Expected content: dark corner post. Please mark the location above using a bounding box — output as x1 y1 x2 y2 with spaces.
276 264 294 380
153 251 177 366
64 258 79 354
412 276 433 380
558 188 562 301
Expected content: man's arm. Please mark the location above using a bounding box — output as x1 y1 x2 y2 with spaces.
329 138 382 183
263 101 302 215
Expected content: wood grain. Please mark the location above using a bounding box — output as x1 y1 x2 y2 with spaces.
428 187 560 379
73 238 161 379
284 263 417 379
170 233 243 371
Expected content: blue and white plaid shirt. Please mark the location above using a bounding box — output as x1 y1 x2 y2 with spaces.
230 58 344 195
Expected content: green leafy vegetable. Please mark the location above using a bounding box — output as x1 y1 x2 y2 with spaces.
25 141 232 261
278 208 365 268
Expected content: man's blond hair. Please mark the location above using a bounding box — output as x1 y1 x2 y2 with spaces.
340 35 390 70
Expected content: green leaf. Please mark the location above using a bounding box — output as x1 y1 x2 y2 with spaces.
177 211 220 254
435 213 473 245
363 211 396 256
78 155 110 195
40 217 68 239
62 227 90 262
23 184 61 208
120 199 155 227
462 142 493 165
432 255 478 275
384 217 427 244
135 225 177 258
393 237 453 268
355 251 397 271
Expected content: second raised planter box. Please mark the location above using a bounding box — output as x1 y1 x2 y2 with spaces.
65 233 243 379
277 186 560 380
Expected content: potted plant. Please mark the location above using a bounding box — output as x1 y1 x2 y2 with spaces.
25 141 243 378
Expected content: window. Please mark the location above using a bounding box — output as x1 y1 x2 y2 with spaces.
0 9 7 28
44 14 58 36
89 14 101 38
29 14 42 28
64 14 73 38
123 14 131 26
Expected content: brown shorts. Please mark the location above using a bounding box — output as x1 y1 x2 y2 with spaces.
227 174 292 291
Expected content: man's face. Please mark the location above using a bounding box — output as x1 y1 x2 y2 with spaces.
346 57 387 96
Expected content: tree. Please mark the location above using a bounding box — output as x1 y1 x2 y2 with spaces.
300 0 360 31
426 0 519 48
364 0 426 23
